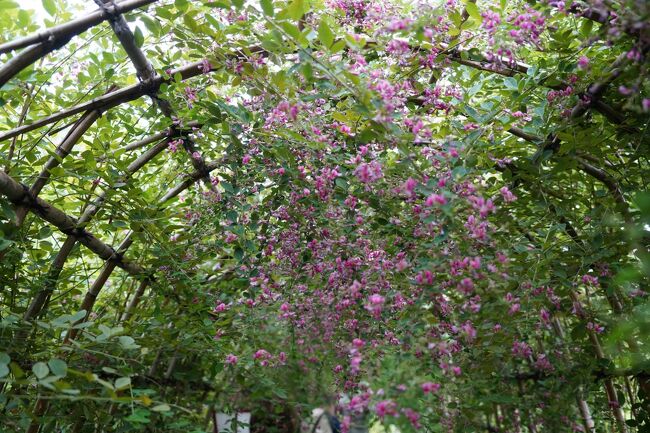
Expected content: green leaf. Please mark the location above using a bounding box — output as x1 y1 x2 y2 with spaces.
69 310 87 323
0 353 9 365
260 0 273 16
42 0 56 16
174 0 188 11
32 362 49 379
119 335 140 349
152 404 171 412
125 409 151 423
0 1 19 9
580 19 593 38
286 0 305 20
504 77 518 90
318 19 334 48
465 2 481 22
0 364 8 378
115 377 131 390
48 359 67 377
134 26 144 48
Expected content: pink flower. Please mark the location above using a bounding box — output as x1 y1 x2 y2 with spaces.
535 354 553 372
375 400 397 418
403 177 418 195
366 294 385 318
512 340 533 358
350 354 362 374
402 408 421 429
425 194 447 206
587 322 605 333
213 302 229 313
577 55 590 70
461 321 477 342
619 86 633 96
225 354 238 365
481 10 501 32
242 154 251 164
421 382 440 394
253 349 271 364
354 160 383 184
499 186 517 202
168 138 183 153
199 58 212 73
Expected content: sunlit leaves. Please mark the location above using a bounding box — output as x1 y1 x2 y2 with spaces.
133 26 145 48
42 0 55 16
317 18 334 49
260 0 273 16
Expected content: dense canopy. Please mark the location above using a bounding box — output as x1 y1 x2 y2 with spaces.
0 0 649 432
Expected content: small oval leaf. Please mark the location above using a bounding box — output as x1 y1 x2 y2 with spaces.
32 362 49 379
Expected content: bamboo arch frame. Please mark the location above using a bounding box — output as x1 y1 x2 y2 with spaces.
0 1 646 432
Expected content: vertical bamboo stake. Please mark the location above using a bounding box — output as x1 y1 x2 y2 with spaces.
23 236 77 320
568 291 628 433
121 279 148 322
576 388 596 433
552 315 597 433
66 234 134 341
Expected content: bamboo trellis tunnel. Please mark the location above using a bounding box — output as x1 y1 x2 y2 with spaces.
0 1 648 433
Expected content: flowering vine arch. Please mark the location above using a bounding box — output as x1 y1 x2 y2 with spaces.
0 0 648 432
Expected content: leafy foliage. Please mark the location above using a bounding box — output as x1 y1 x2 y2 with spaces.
0 0 649 432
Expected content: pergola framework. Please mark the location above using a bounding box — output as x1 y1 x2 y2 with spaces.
0 1 647 432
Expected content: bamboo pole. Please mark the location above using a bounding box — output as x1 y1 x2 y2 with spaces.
118 121 200 153
94 2 216 192
22 127 178 320
0 169 145 276
121 279 148 321
0 61 211 143
0 0 158 90
23 236 77 320
0 0 157 54
93 0 156 82
63 157 223 331
13 87 117 227
66 234 133 341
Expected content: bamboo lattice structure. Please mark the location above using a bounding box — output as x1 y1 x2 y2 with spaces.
0 2 646 432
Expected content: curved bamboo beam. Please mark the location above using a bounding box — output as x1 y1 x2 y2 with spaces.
93 1 216 191
94 0 156 82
